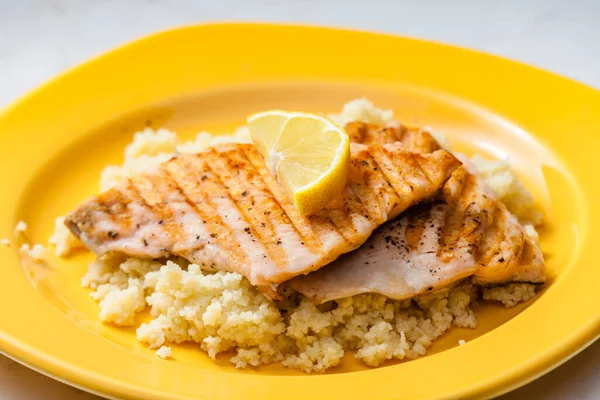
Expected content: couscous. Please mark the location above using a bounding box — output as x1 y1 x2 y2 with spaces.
49 99 545 372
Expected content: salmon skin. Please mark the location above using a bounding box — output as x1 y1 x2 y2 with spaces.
66 141 460 299
289 122 545 303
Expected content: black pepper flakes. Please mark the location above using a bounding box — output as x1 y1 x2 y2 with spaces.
210 233 217 238
107 231 118 239
241 191 247 197
158 220 163 225
276 240 282 245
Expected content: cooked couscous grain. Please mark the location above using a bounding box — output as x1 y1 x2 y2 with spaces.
15 220 27 233
156 346 173 359
19 243 47 261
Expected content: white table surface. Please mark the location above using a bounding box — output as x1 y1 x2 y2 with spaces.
0 0 598 398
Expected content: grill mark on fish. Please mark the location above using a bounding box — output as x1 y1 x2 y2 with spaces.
346 159 386 224
399 147 434 188
164 155 248 276
367 147 415 213
346 122 406 147
371 147 422 208
437 169 470 260
353 150 400 221
324 186 375 246
102 179 171 259
510 236 544 282
345 121 442 154
129 170 184 251
207 146 290 270
240 146 323 251
473 202 528 284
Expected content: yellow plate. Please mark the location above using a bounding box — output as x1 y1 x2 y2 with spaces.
0 23 599 400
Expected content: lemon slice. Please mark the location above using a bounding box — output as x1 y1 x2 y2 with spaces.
247 110 351 215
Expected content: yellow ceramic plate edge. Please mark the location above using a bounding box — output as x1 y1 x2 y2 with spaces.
0 22 598 400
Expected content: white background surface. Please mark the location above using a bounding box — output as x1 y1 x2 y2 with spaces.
0 0 599 398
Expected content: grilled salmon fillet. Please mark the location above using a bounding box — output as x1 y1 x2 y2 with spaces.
66 141 460 298
289 123 546 302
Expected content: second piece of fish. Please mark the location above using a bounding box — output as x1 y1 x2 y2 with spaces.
289 122 546 302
